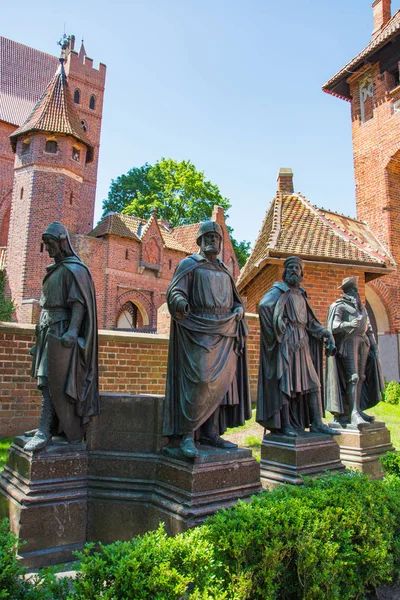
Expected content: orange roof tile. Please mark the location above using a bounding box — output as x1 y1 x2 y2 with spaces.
170 222 200 254
323 10 400 100
0 37 58 126
9 59 93 160
237 193 395 290
89 213 144 241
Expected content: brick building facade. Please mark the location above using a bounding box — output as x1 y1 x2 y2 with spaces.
0 36 238 330
237 168 398 380
322 0 400 380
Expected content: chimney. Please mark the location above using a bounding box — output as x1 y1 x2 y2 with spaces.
277 168 294 194
372 0 391 36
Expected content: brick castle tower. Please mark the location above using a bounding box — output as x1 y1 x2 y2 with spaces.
324 0 400 378
6 37 106 322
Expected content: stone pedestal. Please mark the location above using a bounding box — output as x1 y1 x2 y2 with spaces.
0 393 262 566
260 432 345 488
0 437 88 567
329 421 394 479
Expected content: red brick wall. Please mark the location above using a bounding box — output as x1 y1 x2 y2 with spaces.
0 121 15 246
0 315 261 437
241 261 367 324
348 62 400 332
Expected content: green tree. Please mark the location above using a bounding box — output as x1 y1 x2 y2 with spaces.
0 271 15 321
102 158 251 267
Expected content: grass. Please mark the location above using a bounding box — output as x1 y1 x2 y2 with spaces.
0 438 12 472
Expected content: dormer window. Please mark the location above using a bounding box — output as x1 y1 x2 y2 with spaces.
45 139 57 154
360 76 374 123
72 146 80 162
74 89 80 104
89 95 96 110
21 139 30 154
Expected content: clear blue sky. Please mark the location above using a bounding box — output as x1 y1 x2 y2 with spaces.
2 0 395 247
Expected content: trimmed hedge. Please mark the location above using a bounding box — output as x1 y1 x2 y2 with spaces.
1 471 400 599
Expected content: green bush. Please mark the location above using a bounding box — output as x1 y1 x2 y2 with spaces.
382 380 400 405
2 472 400 599
381 450 400 477
0 271 15 322
0 518 69 600
72 525 226 599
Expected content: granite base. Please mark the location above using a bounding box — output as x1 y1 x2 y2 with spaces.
260 432 345 488
0 394 262 566
328 421 394 479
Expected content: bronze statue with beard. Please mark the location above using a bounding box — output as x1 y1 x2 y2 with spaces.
163 221 251 458
256 256 339 436
325 277 384 429
25 222 99 452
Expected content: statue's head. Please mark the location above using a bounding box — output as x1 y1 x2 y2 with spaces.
196 221 223 259
42 222 77 262
283 256 304 287
339 276 359 298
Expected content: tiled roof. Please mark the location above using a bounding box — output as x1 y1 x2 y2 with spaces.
89 213 145 241
0 37 58 126
89 212 191 252
9 60 93 160
323 10 400 100
237 192 395 290
170 223 200 254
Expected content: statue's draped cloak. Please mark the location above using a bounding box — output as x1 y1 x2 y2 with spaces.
31 257 99 429
325 298 384 415
256 282 325 430
163 254 251 437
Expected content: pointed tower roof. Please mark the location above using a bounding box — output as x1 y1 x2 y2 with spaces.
78 40 87 62
9 58 93 162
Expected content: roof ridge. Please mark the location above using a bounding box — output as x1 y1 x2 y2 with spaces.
268 194 282 251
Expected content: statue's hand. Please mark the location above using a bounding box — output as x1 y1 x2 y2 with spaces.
61 330 78 348
348 318 360 328
233 306 244 322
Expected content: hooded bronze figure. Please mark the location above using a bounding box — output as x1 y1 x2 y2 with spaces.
25 222 99 451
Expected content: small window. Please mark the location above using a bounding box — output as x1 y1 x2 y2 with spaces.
360 76 374 123
89 95 95 110
21 141 30 154
169 259 172 270
72 147 80 162
45 140 57 153
70 192 74 205
74 89 80 104
40 243 44 253
125 249 129 260
81 120 87 133
20 187 24 199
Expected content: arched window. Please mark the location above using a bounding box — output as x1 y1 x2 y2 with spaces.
70 192 74 205
45 140 57 154
89 95 96 110
74 89 80 104
117 302 138 329
81 120 88 133
360 76 374 123
72 147 80 162
20 188 24 199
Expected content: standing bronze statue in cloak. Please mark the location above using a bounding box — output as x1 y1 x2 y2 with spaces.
256 256 339 436
25 222 99 452
325 276 384 429
163 221 251 458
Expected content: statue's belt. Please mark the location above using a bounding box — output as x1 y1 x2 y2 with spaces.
191 307 233 315
36 309 71 333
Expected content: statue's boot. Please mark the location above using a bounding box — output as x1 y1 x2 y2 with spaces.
347 379 369 430
308 394 341 435
180 434 198 458
359 410 375 423
24 388 55 452
280 406 297 437
24 429 38 437
199 407 238 449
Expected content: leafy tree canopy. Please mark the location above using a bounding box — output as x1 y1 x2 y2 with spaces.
0 271 15 321
102 158 250 267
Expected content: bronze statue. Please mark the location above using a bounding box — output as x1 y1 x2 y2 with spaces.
163 221 251 458
256 256 339 436
25 222 99 452
325 276 384 429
